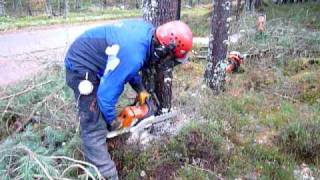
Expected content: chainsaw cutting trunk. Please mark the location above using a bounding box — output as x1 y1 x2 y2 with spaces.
117 105 149 128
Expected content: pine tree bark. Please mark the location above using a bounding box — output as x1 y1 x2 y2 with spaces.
143 0 180 26
204 0 231 93
177 0 181 20
0 0 5 16
142 0 180 113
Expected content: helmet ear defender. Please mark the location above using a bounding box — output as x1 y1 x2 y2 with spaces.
154 41 176 59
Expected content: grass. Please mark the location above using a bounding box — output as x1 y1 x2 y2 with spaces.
264 1 320 30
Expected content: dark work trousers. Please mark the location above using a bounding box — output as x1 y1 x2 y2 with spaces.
66 69 118 179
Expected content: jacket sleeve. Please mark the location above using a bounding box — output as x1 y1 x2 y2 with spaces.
97 68 125 125
97 55 143 125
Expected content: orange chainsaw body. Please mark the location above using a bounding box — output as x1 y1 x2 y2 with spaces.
117 105 149 128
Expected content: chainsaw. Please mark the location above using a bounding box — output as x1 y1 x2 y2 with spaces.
107 103 179 139
107 50 179 138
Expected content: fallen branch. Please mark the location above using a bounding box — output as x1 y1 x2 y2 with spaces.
186 164 220 178
49 156 103 179
260 88 299 103
0 80 53 101
61 164 96 180
14 145 55 180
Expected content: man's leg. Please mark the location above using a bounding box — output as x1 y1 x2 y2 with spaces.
66 69 118 179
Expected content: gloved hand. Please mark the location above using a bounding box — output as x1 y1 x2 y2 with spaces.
109 118 123 131
136 90 150 105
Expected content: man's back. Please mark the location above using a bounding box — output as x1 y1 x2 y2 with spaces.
64 19 155 76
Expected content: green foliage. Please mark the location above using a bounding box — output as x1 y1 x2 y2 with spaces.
181 7 210 37
0 126 57 179
259 101 298 129
265 1 320 30
243 145 295 180
277 118 320 165
0 124 88 179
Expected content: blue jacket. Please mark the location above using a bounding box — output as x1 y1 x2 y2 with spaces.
65 19 155 124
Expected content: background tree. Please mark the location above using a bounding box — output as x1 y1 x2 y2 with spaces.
27 0 33 16
236 0 241 20
142 0 181 113
0 0 5 16
204 0 231 93
245 0 253 11
45 0 53 17
60 0 69 18
75 0 81 10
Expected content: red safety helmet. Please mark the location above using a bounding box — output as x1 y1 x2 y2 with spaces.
156 21 193 63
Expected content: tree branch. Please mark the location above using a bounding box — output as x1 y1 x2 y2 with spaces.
0 80 53 101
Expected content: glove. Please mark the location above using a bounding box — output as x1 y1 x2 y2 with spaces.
136 90 150 105
109 118 123 131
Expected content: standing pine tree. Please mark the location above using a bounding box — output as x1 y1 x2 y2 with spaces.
142 0 181 113
204 0 231 93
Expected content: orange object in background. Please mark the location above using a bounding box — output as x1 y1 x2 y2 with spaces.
226 51 244 73
117 105 149 128
256 14 266 33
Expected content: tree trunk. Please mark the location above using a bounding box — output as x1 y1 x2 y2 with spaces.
188 0 193 7
177 0 181 20
204 0 231 93
245 0 254 12
236 0 241 20
27 0 33 16
75 0 81 10
255 0 262 9
0 0 5 16
142 0 180 113
135 0 140 8
45 0 53 17
143 0 180 26
60 0 69 18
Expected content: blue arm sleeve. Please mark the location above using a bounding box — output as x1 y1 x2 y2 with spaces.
97 69 125 125
97 55 143 124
